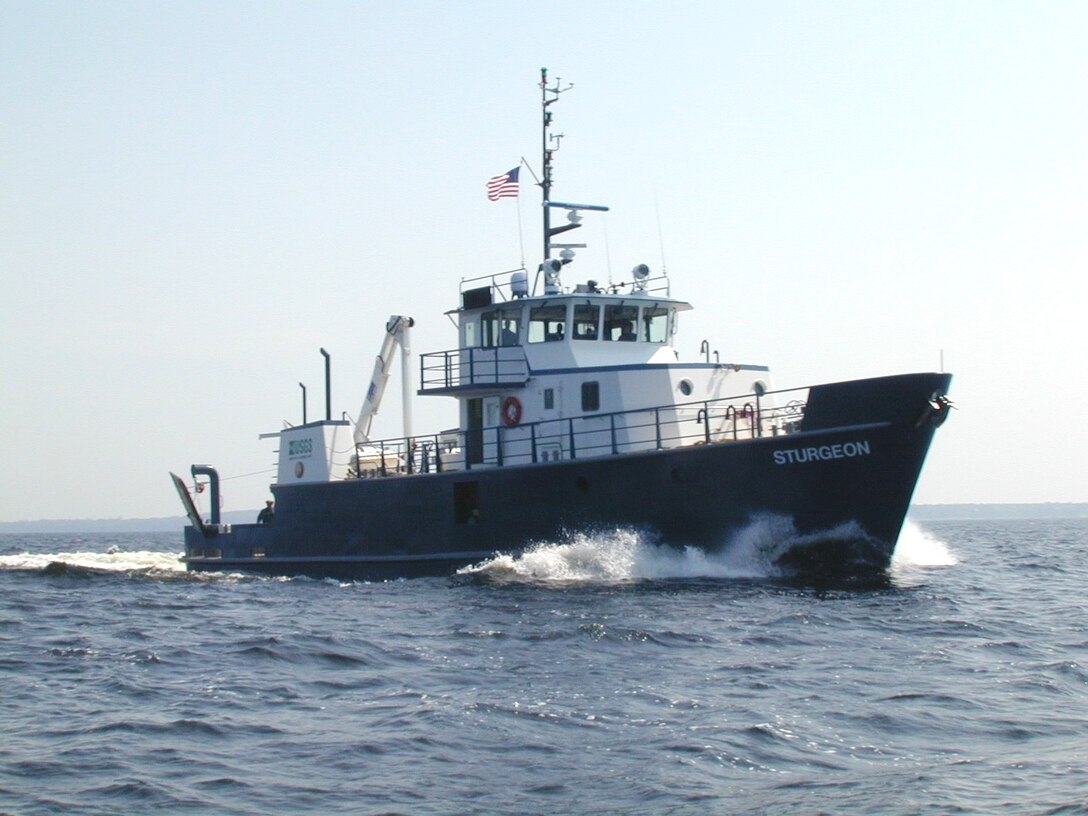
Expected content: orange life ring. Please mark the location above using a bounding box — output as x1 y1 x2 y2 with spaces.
501 396 522 426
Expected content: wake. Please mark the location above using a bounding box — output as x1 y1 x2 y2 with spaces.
890 520 959 568
461 516 801 583
0 519 957 585
460 517 958 584
0 548 191 579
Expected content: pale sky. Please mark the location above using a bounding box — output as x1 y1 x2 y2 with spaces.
2 1 1086 522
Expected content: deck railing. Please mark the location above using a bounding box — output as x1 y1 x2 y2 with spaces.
419 347 530 391
458 269 672 302
347 389 809 479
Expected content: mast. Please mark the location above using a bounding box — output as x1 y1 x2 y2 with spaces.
540 67 566 262
541 68 547 261
537 69 608 292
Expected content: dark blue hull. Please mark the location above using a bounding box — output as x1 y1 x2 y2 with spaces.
184 372 952 580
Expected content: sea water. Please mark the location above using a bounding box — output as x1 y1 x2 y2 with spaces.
1 519 1086 815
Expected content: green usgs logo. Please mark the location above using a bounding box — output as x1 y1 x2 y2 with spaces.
288 438 314 457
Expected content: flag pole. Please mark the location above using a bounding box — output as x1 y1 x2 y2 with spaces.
516 160 526 268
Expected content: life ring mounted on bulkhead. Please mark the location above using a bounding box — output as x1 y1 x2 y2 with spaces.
501 396 523 427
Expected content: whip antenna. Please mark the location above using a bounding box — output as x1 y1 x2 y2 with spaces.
655 188 668 274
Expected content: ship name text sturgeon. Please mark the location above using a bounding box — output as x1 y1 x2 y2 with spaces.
773 440 871 465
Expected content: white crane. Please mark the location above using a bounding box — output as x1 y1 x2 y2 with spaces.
354 315 414 445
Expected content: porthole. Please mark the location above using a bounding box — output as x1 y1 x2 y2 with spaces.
679 379 694 397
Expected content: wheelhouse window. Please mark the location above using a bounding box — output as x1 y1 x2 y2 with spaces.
604 304 639 341
573 304 600 341
642 306 670 343
581 381 600 412
528 304 567 343
481 309 521 347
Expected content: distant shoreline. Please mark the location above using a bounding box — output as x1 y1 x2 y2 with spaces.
1 503 1085 534
908 503 1088 521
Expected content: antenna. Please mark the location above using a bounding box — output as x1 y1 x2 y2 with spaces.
654 189 668 274
603 216 612 286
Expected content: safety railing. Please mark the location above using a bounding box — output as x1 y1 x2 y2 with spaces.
347 390 809 479
349 432 460 479
419 347 530 391
458 268 673 302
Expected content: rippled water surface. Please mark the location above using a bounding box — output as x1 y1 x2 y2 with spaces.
2 519 1087 815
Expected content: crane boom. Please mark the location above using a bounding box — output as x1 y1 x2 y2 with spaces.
354 315 413 445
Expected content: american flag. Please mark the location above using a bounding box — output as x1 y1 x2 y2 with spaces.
486 167 520 201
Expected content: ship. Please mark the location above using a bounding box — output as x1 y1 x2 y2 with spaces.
171 69 953 581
